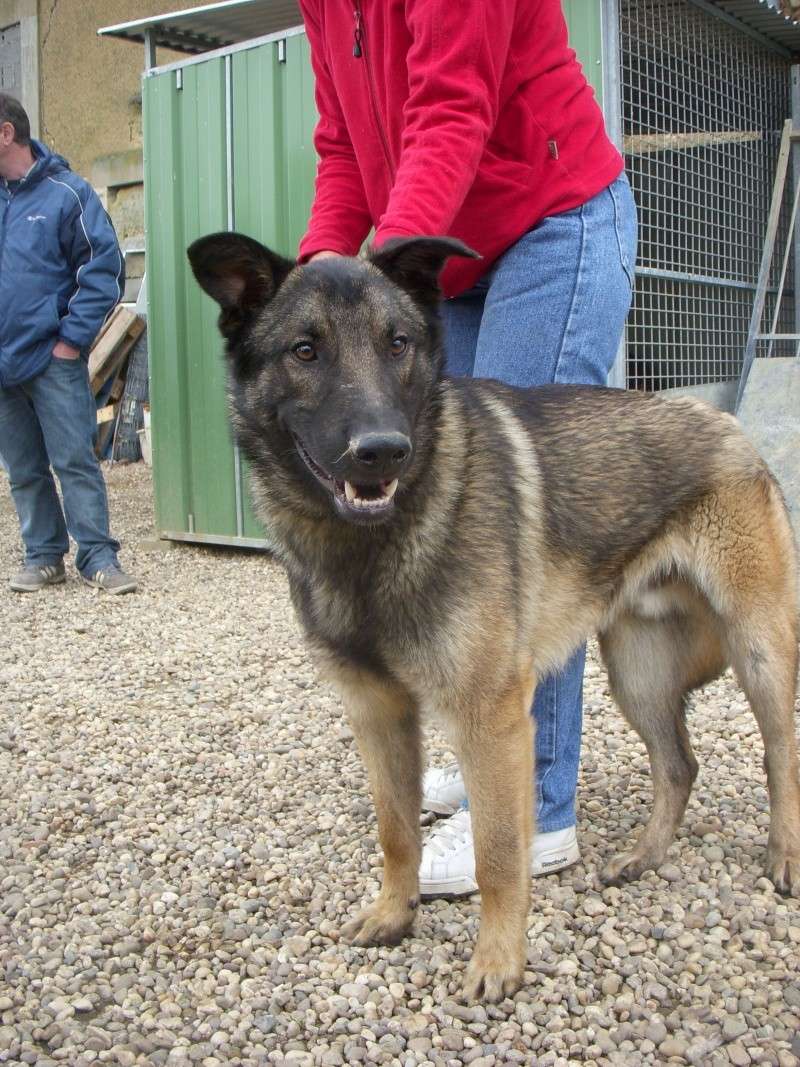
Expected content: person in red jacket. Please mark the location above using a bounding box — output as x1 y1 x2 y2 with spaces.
298 0 637 895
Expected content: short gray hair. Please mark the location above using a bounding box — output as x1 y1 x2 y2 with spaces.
0 94 31 146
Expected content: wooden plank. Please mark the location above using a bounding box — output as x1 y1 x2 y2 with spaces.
97 404 117 425
89 306 123 353
94 403 118 457
109 374 127 402
89 324 143 396
88 317 130 383
624 130 762 155
89 313 142 384
88 309 144 390
95 422 116 458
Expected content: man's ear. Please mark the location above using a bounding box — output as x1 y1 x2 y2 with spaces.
368 236 480 307
187 232 294 337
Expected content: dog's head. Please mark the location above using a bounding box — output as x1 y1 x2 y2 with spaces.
188 234 478 525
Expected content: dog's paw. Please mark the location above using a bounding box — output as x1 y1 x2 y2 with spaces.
599 849 653 886
766 844 800 897
463 945 524 1003
341 899 416 947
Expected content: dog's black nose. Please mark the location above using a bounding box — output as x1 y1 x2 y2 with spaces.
352 431 412 471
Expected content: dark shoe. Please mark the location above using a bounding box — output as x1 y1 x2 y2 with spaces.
10 562 66 592
83 566 138 595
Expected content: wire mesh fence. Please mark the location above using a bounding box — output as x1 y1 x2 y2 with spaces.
620 0 793 390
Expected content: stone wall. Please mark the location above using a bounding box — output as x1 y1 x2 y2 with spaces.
19 0 199 254
36 0 198 179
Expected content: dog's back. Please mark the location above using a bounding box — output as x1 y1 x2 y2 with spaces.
460 379 774 578
425 377 796 678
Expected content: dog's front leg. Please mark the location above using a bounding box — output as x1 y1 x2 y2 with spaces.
457 677 535 1002
331 665 422 946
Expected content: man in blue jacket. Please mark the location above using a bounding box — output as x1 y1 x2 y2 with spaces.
0 95 136 594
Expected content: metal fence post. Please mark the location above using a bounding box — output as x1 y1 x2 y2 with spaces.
602 0 629 390
792 64 800 353
143 29 156 72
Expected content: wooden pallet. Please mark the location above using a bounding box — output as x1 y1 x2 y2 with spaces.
88 306 145 397
90 306 144 457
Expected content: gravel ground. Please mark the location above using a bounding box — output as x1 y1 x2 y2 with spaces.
1 461 799 1067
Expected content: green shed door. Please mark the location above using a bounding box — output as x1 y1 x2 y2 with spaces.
144 57 238 542
230 34 318 540
143 33 318 546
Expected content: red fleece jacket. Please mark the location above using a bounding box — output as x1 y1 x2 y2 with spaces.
297 0 624 297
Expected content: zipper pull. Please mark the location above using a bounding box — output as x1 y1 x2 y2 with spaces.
353 8 363 58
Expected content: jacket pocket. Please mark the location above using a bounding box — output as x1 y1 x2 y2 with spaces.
1 290 59 346
0 289 61 381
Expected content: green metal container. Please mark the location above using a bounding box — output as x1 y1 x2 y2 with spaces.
143 29 317 547
143 11 607 547
565 0 605 104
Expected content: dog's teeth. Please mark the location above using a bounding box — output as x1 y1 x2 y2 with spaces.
343 480 397 510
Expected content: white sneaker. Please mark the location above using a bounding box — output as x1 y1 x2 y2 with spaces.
422 762 468 815
419 809 477 895
531 824 581 876
419 809 580 897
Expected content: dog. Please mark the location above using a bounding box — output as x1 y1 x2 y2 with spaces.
187 232 800 1002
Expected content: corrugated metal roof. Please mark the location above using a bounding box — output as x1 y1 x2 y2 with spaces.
711 0 800 53
97 0 301 56
98 0 800 60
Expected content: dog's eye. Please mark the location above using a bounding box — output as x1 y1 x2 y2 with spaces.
391 335 408 357
293 342 317 362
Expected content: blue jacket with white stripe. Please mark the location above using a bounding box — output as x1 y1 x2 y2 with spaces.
0 140 124 387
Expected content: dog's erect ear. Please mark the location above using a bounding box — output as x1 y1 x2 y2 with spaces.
368 236 480 307
187 232 294 336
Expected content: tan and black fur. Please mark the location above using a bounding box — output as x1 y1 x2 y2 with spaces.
188 233 800 1002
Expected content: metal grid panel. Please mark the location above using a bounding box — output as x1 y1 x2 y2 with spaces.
621 0 793 390
626 275 774 388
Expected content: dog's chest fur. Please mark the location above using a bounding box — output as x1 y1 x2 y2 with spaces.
281 518 459 679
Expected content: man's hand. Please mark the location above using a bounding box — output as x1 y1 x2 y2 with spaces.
308 251 341 262
52 340 80 360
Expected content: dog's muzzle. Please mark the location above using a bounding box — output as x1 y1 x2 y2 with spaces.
292 433 404 524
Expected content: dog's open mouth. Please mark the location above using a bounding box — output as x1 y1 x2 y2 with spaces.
293 435 399 519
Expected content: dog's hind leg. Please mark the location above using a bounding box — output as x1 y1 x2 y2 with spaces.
723 594 800 896
455 674 535 1003
598 605 726 885
331 666 424 945
700 479 800 895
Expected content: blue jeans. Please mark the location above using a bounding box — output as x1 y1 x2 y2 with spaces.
442 173 638 832
0 355 121 576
